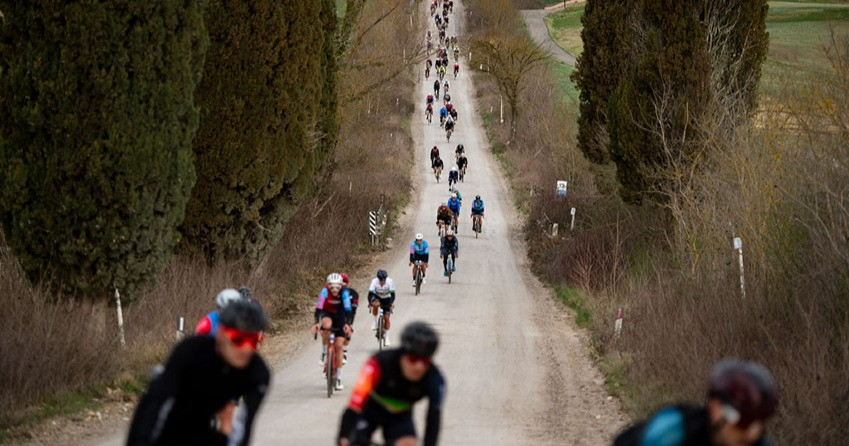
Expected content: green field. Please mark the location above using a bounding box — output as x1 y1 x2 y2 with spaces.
543 1 849 102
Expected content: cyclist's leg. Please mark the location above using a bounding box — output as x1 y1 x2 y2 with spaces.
381 301 392 330
422 253 429 276
320 315 332 344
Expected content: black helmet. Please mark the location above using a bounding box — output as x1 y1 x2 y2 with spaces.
376 269 388 281
475 195 481 200
708 360 778 427
400 321 439 357
220 300 268 333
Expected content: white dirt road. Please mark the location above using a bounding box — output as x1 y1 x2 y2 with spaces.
83 1 623 445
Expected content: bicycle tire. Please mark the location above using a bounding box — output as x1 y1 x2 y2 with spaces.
377 314 385 351
447 256 453 284
415 266 422 296
326 343 334 398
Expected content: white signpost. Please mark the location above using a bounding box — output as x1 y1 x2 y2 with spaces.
733 236 746 299
570 207 577 231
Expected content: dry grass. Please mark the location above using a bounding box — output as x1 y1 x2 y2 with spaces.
467 0 849 443
0 0 419 434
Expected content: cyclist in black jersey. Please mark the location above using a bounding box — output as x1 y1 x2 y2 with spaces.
127 300 270 446
614 360 778 446
338 322 445 446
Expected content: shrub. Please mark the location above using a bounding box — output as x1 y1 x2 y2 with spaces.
0 0 208 299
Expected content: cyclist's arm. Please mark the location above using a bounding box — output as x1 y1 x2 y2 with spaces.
126 341 192 446
423 370 446 446
342 289 353 324
229 362 271 446
410 245 417 263
613 407 685 446
338 357 382 442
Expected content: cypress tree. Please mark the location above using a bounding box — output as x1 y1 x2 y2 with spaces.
0 1 208 299
180 0 336 266
572 0 634 165
608 0 711 205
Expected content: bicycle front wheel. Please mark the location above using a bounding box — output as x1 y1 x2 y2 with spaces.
326 348 335 398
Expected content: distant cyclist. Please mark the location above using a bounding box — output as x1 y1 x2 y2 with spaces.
443 80 450 93
450 107 458 122
368 270 396 346
409 233 430 286
457 153 468 178
430 145 440 164
447 192 461 229
127 300 269 446
449 185 463 202
447 166 459 189
453 63 459 78
444 115 455 134
195 288 246 335
433 79 440 97
614 360 778 446
312 273 353 390
432 155 444 180
337 322 444 446
426 93 434 106
439 106 448 127
455 142 465 160
439 229 459 276
436 202 452 235
471 195 484 231
425 102 433 123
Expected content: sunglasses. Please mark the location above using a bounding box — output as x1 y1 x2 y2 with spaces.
405 354 432 366
329 285 342 291
220 326 262 350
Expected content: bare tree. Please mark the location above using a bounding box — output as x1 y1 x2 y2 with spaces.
471 36 548 142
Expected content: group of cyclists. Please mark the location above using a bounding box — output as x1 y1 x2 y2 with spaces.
124 1 780 445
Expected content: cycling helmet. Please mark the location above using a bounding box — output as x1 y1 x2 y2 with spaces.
708 360 778 427
445 228 454 236
475 195 481 200
327 273 344 285
415 233 424 241
341 273 349 285
238 286 253 301
216 288 243 309
401 321 439 357
376 269 388 281
220 300 268 332
451 192 457 198
451 166 457 172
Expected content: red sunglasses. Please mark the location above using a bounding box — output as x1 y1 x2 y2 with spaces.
220 326 263 349
405 354 432 366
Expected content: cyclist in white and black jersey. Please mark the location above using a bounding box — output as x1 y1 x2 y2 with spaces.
368 269 396 345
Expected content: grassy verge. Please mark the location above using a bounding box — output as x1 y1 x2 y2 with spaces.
543 3 585 56
553 285 591 327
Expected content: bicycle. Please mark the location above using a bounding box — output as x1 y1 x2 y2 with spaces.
375 308 387 351
451 213 459 234
438 220 447 238
425 67 430 80
472 214 482 238
324 330 337 398
458 166 465 182
413 260 424 296
446 254 454 284
446 128 453 143
434 167 441 183
426 108 433 124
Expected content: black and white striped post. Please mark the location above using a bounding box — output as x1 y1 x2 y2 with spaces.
369 211 379 246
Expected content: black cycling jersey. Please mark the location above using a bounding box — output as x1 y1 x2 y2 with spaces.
432 158 444 169
614 404 771 446
457 156 467 169
127 336 270 446
339 349 445 446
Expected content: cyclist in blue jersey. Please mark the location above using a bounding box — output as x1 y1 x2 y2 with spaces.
447 192 461 231
614 360 778 446
471 195 484 232
195 288 246 335
439 106 448 127
409 233 430 287
311 273 354 390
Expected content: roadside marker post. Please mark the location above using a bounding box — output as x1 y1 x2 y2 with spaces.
556 180 567 197
114 288 126 348
570 207 576 231
176 317 186 341
733 236 746 299
614 308 623 339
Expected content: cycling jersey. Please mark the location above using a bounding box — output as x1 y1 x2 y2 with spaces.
471 199 484 214
457 156 467 169
316 286 353 314
195 310 220 336
445 120 454 131
436 206 452 224
338 349 445 446
440 235 458 255
127 336 270 446
410 240 429 256
432 157 444 169
426 94 434 104
614 405 772 446
439 107 448 117
430 148 440 160
368 277 396 300
433 81 440 91
447 170 459 184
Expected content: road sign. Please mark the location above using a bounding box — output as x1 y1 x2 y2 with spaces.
556 180 568 197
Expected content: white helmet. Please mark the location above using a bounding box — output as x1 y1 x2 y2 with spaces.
445 228 455 236
216 288 243 309
415 233 424 241
451 192 457 198
451 166 457 172
326 273 344 285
